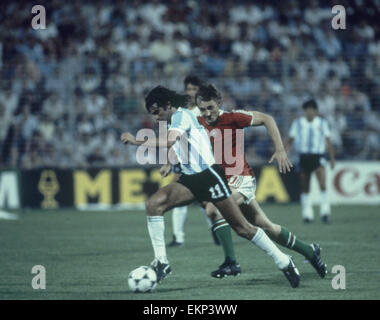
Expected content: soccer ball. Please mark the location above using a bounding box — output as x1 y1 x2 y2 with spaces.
128 266 157 293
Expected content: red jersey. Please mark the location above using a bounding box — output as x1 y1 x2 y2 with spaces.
197 110 255 179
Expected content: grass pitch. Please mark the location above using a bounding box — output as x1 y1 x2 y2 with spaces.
0 205 379 300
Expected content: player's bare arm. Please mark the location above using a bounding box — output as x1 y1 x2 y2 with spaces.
286 137 294 153
160 146 179 178
121 130 182 178
250 111 293 173
121 130 180 148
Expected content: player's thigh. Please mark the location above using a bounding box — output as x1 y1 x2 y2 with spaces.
315 166 326 190
213 197 256 239
230 188 246 206
206 195 256 226
146 182 194 216
228 176 256 205
229 181 257 225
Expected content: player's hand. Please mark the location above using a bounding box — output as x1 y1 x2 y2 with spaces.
121 132 137 145
159 164 172 178
269 149 293 173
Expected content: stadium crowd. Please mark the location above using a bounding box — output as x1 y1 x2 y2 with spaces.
0 0 380 169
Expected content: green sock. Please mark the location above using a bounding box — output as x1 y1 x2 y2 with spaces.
213 219 236 262
278 227 314 260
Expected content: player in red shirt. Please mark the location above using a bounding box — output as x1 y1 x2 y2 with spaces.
195 84 328 279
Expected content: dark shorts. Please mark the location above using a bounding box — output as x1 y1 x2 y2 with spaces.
178 164 231 203
299 154 324 173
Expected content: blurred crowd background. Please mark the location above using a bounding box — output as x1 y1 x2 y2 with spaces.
1 0 380 169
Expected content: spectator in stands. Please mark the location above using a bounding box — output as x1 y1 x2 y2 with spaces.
0 0 378 169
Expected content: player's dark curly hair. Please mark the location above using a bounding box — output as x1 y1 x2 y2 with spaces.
184 75 203 88
302 99 318 110
195 84 222 105
145 86 190 111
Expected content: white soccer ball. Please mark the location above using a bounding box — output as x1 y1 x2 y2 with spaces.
128 266 157 293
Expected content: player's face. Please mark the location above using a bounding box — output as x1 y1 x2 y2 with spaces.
185 84 199 102
304 107 317 120
149 104 171 122
198 99 220 124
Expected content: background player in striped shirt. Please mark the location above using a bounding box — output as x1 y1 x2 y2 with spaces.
121 86 301 288
288 100 336 224
195 84 328 279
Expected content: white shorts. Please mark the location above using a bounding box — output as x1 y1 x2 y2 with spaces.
227 175 256 205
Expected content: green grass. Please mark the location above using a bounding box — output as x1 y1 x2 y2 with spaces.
0 205 379 300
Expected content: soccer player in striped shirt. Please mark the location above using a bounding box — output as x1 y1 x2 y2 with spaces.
169 75 221 248
288 99 335 224
121 86 301 288
195 84 328 279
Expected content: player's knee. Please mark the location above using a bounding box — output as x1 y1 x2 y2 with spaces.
146 195 167 216
261 223 279 238
260 225 271 235
204 203 220 222
206 207 219 221
234 224 254 240
145 198 155 216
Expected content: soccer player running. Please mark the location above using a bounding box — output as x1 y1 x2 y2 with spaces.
168 75 220 247
169 75 239 278
121 86 301 288
194 84 327 279
287 99 335 224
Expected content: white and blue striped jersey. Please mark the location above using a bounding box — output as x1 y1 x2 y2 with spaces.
289 116 330 154
187 106 201 117
168 107 215 175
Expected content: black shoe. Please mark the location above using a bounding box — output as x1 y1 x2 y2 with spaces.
321 215 330 224
308 243 327 278
150 259 172 282
211 257 241 278
211 230 221 246
282 256 300 288
303 218 313 224
168 235 184 248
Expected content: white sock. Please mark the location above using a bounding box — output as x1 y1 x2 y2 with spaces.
147 216 168 263
301 193 314 220
251 228 290 270
320 191 331 216
172 206 187 243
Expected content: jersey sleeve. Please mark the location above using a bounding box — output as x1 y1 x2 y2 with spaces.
168 111 190 134
289 120 297 138
232 110 254 128
190 107 201 117
323 119 331 137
